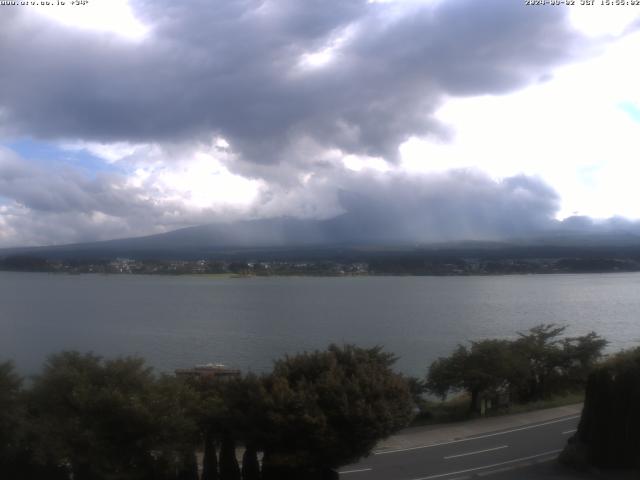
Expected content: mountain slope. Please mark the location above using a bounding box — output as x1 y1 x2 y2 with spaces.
3 215 640 261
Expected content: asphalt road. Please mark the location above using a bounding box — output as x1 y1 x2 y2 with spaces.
339 414 580 480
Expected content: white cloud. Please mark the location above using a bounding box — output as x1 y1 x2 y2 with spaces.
30 0 149 40
343 154 391 172
0 142 266 246
569 3 640 37
399 28 640 220
133 153 263 210
64 140 264 211
296 27 354 72
62 141 160 164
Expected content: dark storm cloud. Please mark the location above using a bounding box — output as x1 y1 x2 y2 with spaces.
557 215 640 235
341 171 560 242
266 168 562 243
0 0 585 165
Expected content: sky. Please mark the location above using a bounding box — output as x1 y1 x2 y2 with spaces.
1 0 640 247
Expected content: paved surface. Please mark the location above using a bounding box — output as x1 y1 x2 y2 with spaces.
339 405 586 480
482 459 638 480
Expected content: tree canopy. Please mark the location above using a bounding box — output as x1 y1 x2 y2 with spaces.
260 344 413 476
24 352 201 480
427 324 608 412
427 340 515 411
561 347 640 471
1 345 413 480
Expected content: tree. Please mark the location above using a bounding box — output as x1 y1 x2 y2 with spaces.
149 375 202 479
219 434 241 480
28 352 157 479
426 345 467 399
427 340 516 413
514 324 568 401
28 351 200 480
0 361 22 451
513 325 606 401
176 450 199 480
189 377 225 480
0 361 73 480
0 361 29 477
560 347 640 471
188 371 268 480
201 430 219 480
427 325 608 411
561 332 608 388
241 445 260 480
215 374 269 480
260 344 413 477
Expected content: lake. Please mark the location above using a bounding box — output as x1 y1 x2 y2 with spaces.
2 272 640 377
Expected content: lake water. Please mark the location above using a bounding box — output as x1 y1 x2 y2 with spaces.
2 272 640 377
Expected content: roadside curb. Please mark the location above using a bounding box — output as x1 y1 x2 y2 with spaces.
374 404 583 454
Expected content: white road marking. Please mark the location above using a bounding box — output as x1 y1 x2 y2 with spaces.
339 468 372 474
443 445 508 460
476 465 516 477
409 449 563 480
562 429 577 435
375 415 579 455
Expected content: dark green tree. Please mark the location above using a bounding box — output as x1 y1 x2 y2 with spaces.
149 375 202 479
176 450 199 480
560 331 608 389
241 445 260 480
513 324 606 401
426 345 468 400
561 347 640 471
260 344 413 477
427 340 515 413
201 430 219 480
28 351 200 480
513 324 568 400
188 373 231 480
0 360 69 480
405 376 427 405
216 374 269 480
427 325 608 411
0 361 33 478
0 361 22 450
219 433 241 480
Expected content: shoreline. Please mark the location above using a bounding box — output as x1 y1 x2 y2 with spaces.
2 269 640 278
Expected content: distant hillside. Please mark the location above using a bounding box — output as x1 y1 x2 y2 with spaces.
3 215 640 261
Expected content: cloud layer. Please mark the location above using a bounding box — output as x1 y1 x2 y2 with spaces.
0 0 622 247
0 143 562 246
0 1 583 161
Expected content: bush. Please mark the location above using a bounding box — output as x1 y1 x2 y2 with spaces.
561 347 640 471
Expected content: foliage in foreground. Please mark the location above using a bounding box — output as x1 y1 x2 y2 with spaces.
561 347 640 471
260 345 413 477
0 345 412 480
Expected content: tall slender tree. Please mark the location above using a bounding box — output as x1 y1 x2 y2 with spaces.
241 444 260 480
219 433 241 480
202 430 219 480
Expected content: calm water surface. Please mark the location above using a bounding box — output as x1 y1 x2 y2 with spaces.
2 272 640 376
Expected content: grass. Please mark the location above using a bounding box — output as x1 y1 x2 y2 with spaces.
410 390 584 427
503 391 584 416
410 393 474 426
